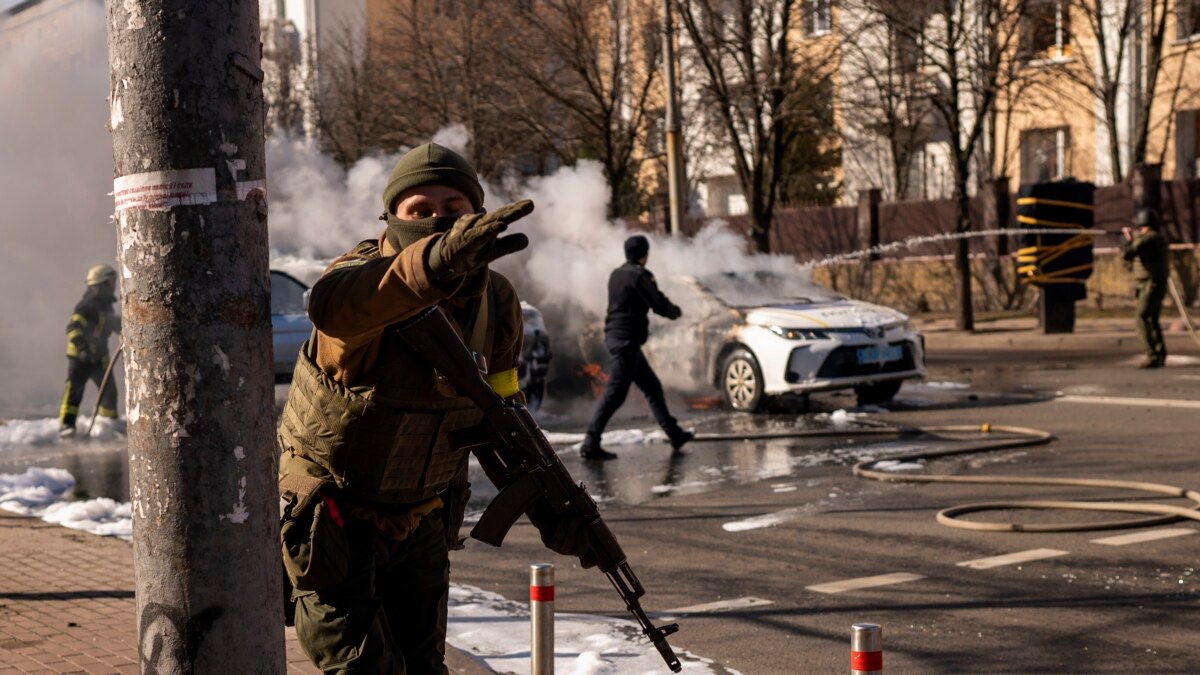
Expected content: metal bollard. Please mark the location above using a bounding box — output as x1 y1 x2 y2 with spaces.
851 623 882 674
530 563 555 675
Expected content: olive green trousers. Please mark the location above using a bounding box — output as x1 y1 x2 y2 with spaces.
1135 279 1167 363
294 513 450 674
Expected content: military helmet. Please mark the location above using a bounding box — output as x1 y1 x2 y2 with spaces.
86 264 117 286
1134 208 1160 230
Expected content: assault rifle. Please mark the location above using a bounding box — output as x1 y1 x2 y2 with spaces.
396 306 682 672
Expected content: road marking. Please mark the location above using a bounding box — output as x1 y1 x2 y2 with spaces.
663 597 774 614
1055 394 1200 410
806 573 924 594
957 548 1069 570
1091 528 1197 546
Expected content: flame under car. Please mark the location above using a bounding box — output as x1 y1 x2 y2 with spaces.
649 272 926 412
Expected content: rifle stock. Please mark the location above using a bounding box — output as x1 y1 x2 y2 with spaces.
395 307 682 672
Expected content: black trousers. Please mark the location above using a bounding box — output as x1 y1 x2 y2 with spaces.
59 357 117 428
584 344 681 446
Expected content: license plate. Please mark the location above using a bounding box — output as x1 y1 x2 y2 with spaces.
857 345 903 364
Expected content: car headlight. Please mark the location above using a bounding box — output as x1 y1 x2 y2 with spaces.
767 325 831 340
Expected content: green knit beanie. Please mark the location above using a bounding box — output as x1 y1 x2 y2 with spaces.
381 143 485 215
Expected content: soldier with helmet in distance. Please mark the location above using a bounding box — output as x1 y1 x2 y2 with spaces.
59 265 122 438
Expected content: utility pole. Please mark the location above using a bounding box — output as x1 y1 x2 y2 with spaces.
107 2 284 673
662 0 687 237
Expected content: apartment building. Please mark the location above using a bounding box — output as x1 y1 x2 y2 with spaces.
833 0 1200 206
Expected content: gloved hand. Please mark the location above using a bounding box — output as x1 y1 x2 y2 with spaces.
428 200 534 280
528 502 597 568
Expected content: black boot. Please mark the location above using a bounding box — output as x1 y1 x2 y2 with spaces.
580 440 618 461
668 429 694 453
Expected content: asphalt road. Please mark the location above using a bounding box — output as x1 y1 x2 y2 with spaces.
449 344 1200 674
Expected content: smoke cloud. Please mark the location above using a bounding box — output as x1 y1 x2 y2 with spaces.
0 10 821 421
0 3 115 417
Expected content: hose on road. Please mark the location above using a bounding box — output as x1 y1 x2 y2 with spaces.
695 424 1200 533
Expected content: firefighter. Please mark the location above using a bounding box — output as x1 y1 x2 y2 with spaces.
58 265 121 438
580 235 693 460
276 143 590 673
1122 208 1170 368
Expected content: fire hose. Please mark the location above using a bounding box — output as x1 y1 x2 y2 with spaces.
692 424 1200 532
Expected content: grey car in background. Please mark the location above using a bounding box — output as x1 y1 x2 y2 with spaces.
271 270 312 381
271 273 554 403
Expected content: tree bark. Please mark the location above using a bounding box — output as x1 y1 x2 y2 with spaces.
107 1 285 672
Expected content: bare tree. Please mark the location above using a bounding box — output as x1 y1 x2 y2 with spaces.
495 0 663 218
314 14 415 166
674 0 837 252
840 1 938 201
1035 0 1189 183
874 0 1030 330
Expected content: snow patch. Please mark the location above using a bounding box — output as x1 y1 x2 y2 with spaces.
446 583 731 674
0 467 132 540
544 428 670 449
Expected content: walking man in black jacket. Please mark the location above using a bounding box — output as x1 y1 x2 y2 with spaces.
581 235 693 460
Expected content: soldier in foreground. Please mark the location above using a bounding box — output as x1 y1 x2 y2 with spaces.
276 144 592 673
580 235 693 460
58 265 121 438
1122 208 1170 368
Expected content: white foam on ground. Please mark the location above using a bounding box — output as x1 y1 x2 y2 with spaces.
544 428 670 448
0 416 124 448
0 467 132 540
446 583 734 674
0 418 62 448
915 381 971 390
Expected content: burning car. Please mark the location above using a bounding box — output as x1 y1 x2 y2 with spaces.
519 301 552 410
271 273 555 404
649 271 925 411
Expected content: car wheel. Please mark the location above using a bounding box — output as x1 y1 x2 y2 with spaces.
854 379 903 407
721 349 764 412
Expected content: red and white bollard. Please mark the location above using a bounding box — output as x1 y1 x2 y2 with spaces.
530 563 555 675
851 623 883 674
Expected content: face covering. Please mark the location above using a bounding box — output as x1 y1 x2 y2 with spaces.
384 214 460 252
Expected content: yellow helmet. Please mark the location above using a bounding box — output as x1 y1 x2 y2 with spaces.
86 264 117 286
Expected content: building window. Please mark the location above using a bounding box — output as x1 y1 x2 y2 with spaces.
804 0 831 37
1022 0 1071 61
1179 0 1200 40
1021 127 1070 183
1176 110 1200 178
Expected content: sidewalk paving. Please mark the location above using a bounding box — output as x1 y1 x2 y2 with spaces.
918 314 1200 352
0 510 492 674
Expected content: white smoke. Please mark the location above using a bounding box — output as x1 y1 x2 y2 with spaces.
0 2 116 418
0 2 820 419
261 136 820 392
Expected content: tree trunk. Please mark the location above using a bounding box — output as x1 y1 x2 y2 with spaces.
107 1 285 672
953 179 975 331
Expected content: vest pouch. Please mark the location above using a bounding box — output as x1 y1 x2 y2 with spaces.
281 492 349 592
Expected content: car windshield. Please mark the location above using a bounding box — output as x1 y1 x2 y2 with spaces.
693 271 841 308
271 271 309 315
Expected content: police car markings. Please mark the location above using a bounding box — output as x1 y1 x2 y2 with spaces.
806 573 925 594
956 548 1070 570
1091 528 1197 546
1055 394 1200 410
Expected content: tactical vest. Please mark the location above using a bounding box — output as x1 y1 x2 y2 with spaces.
1130 232 1169 281
277 280 496 506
